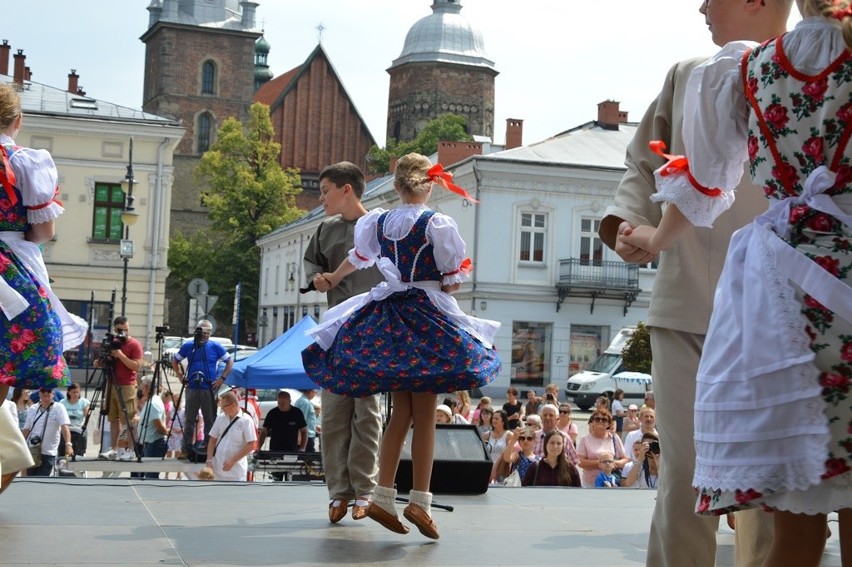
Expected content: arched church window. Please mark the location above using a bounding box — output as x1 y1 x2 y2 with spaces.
393 121 401 141
198 112 213 153
201 60 216 94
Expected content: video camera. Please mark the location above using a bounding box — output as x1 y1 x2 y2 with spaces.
105 330 128 351
193 326 205 345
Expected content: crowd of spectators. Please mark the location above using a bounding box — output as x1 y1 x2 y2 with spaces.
471 386 659 490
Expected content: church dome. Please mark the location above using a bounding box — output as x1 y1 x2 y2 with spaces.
389 0 495 70
255 34 271 54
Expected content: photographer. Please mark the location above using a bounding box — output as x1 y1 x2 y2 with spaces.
171 320 232 457
96 316 144 461
621 432 660 489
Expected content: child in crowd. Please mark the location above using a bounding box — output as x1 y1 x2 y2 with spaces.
594 452 619 488
302 153 501 539
620 1 852 562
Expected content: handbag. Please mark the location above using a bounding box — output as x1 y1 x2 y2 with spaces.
503 468 522 487
28 444 43 468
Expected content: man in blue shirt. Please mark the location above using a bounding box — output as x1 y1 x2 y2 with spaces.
171 320 232 456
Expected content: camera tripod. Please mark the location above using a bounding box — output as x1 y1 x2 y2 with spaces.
80 341 142 465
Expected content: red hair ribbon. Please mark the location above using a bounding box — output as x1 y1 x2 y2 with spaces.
649 141 722 198
427 163 479 203
833 6 852 20
443 257 473 277
0 145 18 206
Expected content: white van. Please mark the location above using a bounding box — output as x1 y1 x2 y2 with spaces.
564 327 650 411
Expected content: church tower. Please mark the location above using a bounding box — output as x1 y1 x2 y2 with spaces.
141 0 261 235
141 0 261 334
386 0 497 143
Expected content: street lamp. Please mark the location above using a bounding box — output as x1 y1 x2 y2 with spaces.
120 137 139 317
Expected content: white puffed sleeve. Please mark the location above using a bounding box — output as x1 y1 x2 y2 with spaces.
427 213 469 285
651 41 753 227
10 147 64 224
348 208 386 269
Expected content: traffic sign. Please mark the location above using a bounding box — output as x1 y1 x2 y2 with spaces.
188 278 209 297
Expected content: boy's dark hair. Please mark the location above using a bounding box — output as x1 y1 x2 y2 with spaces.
113 316 128 326
319 161 366 198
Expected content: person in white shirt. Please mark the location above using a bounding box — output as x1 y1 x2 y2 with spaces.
206 391 256 481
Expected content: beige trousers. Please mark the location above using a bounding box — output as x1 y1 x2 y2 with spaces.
320 390 382 501
646 328 773 567
1 400 33 476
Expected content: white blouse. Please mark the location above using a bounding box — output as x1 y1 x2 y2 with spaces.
349 203 468 286
652 18 849 227
1 133 64 225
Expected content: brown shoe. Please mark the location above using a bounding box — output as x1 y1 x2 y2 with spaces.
352 498 369 520
366 503 409 534
403 503 439 540
328 500 349 524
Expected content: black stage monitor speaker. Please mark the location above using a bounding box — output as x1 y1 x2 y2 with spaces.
395 423 491 495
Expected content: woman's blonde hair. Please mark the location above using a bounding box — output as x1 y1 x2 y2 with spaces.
0 84 22 131
394 153 433 196
804 0 852 48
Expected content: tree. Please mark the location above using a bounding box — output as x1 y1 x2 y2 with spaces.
367 114 473 174
621 321 652 375
167 102 302 339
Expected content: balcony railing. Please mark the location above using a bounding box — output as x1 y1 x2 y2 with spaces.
555 258 640 314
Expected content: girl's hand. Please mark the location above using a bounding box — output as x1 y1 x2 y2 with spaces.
619 225 661 256
320 272 339 289
614 222 657 264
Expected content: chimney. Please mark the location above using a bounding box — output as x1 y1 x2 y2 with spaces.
597 100 628 130
12 49 25 85
0 40 10 76
76 86 86 97
25 66 31 81
68 70 79 94
240 1 259 29
437 140 483 167
389 156 399 174
505 118 523 149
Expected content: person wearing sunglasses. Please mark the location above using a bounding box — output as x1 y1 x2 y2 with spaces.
556 403 578 445
499 426 539 484
577 409 629 487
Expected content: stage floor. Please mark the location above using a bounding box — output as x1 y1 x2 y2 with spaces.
0 479 843 566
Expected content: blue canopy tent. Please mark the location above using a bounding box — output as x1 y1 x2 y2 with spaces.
225 316 320 390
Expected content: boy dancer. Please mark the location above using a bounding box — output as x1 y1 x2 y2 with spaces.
303 162 384 523
599 0 792 565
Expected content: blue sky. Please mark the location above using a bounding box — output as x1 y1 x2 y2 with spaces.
4 1 800 147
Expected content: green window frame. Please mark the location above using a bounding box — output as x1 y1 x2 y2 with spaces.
92 183 125 240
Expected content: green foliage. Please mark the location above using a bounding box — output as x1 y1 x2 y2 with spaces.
168 103 303 338
367 114 473 174
621 322 652 374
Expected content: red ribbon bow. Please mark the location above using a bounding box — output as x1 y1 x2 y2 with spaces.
0 145 18 206
443 257 473 278
427 163 479 203
649 141 722 197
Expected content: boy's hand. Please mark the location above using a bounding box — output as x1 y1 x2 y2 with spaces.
313 274 332 292
614 221 657 264
619 224 661 257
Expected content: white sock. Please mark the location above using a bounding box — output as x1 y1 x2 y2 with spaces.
408 490 433 517
372 485 399 516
